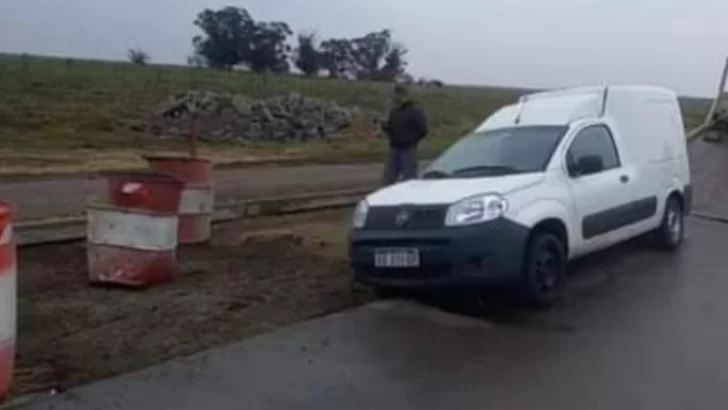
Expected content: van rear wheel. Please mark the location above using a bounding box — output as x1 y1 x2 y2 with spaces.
520 231 567 309
654 196 684 250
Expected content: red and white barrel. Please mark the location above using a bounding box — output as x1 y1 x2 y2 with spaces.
87 172 183 287
144 156 214 244
0 202 16 400
87 205 179 287
178 183 214 244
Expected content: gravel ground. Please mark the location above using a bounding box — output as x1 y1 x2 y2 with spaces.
11 209 371 397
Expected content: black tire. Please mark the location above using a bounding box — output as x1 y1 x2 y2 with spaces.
520 231 567 309
654 196 684 251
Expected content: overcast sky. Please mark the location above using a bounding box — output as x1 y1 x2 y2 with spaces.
0 0 726 96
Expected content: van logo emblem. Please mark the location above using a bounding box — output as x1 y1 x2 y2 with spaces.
395 210 411 226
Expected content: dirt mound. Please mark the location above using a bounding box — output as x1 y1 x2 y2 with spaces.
151 91 378 143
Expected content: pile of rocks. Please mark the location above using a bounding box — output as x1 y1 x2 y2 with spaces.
151 91 363 142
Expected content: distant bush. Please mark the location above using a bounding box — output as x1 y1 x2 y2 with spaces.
418 77 445 88
127 49 150 66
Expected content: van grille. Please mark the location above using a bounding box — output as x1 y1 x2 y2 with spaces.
364 205 447 230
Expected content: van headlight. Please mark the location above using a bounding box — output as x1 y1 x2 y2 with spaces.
445 194 508 226
352 200 369 229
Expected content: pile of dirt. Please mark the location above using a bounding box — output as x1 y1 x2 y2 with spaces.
150 91 374 142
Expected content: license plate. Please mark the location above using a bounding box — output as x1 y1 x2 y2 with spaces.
374 248 420 268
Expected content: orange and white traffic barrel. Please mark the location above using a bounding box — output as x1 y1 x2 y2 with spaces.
0 202 16 400
144 156 214 244
87 172 183 287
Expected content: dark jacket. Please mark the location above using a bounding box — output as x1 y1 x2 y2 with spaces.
382 101 429 149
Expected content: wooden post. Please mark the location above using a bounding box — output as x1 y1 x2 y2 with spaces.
188 113 199 159
704 56 728 127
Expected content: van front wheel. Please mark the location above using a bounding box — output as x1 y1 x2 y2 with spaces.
520 231 567 309
654 196 684 250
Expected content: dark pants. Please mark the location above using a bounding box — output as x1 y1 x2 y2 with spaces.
383 147 418 186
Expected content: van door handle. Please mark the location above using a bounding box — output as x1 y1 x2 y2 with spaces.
620 175 629 183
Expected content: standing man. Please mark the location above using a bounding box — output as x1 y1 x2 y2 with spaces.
381 84 429 186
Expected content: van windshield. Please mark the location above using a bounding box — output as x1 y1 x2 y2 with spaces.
422 125 568 179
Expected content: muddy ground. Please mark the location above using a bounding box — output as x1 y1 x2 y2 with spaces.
11 209 372 397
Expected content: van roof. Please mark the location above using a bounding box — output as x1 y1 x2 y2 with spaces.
521 84 676 103
474 84 677 132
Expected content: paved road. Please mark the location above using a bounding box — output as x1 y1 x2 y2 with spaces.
16 217 728 409
690 139 728 219
0 163 384 221
2 137 727 222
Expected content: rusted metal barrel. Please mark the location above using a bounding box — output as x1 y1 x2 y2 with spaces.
87 172 183 287
144 156 214 244
0 202 16 401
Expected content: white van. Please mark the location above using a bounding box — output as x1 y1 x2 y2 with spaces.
348 85 691 307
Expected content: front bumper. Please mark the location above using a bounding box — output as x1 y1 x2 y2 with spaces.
349 218 530 290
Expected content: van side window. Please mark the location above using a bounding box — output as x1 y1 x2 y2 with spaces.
566 125 620 176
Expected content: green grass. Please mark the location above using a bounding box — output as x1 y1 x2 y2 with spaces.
0 53 712 175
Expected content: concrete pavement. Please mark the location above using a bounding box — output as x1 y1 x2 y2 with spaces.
0 163 384 221
690 139 728 219
15 216 728 410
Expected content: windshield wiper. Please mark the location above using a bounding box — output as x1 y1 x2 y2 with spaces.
421 170 450 179
451 165 522 176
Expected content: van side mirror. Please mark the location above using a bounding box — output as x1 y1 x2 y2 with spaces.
569 155 604 177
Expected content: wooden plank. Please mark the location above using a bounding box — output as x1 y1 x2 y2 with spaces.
704 56 728 127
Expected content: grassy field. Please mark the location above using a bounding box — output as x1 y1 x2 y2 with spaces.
0 54 712 175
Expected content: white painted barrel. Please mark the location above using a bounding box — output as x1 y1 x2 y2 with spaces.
0 203 16 401
178 183 214 244
87 204 179 287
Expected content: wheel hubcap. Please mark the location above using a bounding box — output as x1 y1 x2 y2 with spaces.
667 206 682 243
535 246 559 291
